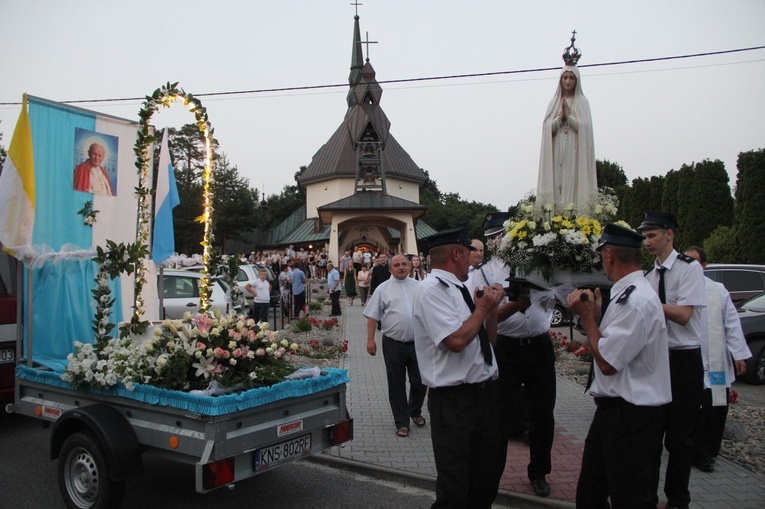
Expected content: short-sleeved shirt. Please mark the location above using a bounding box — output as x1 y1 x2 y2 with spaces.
250 278 271 304
364 276 420 342
644 249 706 349
472 258 550 338
413 268 498 388
291 268 306 295
352 251 363 264
591 270 672 406
327 268 341 293
363 252 372 264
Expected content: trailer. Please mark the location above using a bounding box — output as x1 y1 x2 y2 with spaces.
1 92 353 509
8 364 352 509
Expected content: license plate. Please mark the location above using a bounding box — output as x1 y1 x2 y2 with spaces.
0 348 13 364
253 434 311 470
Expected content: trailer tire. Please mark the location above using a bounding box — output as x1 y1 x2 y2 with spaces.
58 430 126 509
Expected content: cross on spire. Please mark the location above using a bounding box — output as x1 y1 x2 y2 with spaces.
351 2 362 16
363 31 378 62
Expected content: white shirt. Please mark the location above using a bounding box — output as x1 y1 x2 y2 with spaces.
591 270 672 406
645 249 706 349
363 276 419 342
413 268 498 387
472 258 550 337
249 278 271 304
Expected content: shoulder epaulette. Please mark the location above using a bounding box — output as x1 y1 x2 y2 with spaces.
435 276 450 288
677 253 695 264
645 266 654 276
616 285 635 304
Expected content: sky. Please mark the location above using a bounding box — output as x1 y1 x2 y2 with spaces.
1 0 763 210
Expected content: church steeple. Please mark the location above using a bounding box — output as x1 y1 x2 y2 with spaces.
347 15 364 104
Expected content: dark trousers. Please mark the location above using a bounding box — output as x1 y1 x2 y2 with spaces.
329 290 341 316
428 382 506 509
251 302 269 323
652 348 703 507
495 333 556 480
381 336 426 429
693 387 730 460
576 398 666 508
293 290 305 317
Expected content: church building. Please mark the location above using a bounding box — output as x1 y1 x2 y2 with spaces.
236 13 435 261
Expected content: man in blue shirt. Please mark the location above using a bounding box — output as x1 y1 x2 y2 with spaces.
327 261 342 316
291 261 307 317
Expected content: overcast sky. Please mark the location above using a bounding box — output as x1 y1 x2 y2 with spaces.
1 0 763 210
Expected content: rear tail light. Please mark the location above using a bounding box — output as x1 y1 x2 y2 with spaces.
203 458 235 489
328 418 353 446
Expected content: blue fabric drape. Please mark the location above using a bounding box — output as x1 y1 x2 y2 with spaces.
24 99 122 369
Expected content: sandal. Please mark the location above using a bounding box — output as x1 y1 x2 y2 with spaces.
412 416 426 427
395 427 409 437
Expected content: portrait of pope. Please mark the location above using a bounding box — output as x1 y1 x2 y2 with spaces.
73 130 118 196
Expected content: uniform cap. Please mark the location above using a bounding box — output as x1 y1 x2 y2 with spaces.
596 223 645 251
426 227 476 250
483 211 511 237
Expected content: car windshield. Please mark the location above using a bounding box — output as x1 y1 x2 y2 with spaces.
739 292 765 313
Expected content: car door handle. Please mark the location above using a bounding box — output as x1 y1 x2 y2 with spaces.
186 303 196 307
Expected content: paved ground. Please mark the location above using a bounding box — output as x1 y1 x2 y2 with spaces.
307 300 765 508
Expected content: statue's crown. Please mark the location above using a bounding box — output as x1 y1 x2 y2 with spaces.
562 31 581 66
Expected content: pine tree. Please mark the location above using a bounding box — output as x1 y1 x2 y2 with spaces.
735 149 765 263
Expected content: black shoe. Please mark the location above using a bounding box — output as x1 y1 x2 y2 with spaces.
531 478 551 497
664 505 689 509
694 457 715 473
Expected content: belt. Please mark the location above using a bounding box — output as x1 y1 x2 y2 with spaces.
594 396 627 408
497 333 549 347
383 335 413 344
669 347 701 357
431 380 492 393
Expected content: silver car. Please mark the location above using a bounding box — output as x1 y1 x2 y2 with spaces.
159 269 230 319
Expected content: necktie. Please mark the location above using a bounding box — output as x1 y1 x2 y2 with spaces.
657 267 667 304
456 284 494 366
585 361 594 393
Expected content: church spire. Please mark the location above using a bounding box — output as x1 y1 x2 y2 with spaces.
348 15 364 88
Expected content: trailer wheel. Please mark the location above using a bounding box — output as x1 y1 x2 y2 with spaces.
58 431 126 509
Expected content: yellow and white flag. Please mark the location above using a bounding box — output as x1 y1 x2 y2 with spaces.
0 93 35 257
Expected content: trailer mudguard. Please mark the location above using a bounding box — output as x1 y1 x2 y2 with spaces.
51 403 143 480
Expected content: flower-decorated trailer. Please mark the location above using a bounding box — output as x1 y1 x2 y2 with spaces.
2 89 352 509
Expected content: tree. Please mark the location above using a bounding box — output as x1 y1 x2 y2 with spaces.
167 123 220 188
0 127 6 169
596 159 627 191
735 149 765 263
619 176 664 229
211 155 257 252
704 226 741 264
682 160 734 250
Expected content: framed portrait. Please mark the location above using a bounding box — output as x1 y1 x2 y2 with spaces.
73 128 119 196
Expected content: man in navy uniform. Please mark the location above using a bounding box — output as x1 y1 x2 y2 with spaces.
472 212 556 497
413 228 506 509
568 223 671 507
639 212 706 509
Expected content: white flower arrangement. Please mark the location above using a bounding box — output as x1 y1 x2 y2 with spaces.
495 190 629 281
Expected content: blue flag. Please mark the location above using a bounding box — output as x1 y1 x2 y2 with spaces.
153 129 180 264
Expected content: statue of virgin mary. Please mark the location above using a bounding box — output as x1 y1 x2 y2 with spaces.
537 33 597 212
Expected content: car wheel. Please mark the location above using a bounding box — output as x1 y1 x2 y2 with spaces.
744 339 765 385
550 306 565 327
